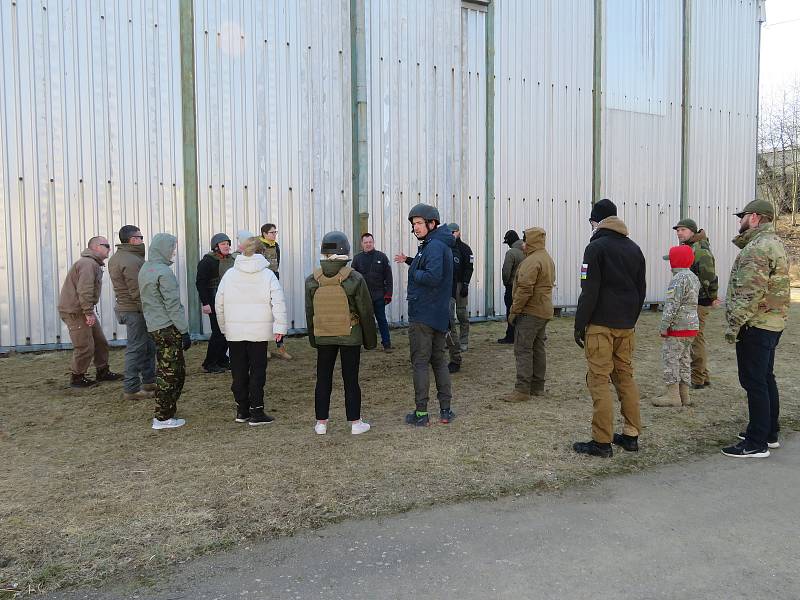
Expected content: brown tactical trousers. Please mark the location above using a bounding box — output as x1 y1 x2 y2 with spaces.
60 312 109 375
514 314 548 394
584 324 641 444
691 305 711 385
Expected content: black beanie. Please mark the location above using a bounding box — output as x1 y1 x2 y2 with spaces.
503 230 520 245
589 198 617 223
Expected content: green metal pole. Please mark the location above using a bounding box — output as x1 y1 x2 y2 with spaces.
680 0 692 219
592 0 603 204
179 0 201 334
484 0 496 317
350 0 368 243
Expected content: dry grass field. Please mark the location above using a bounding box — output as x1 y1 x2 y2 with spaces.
1 301 799 596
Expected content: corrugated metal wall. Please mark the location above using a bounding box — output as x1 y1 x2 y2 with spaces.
601 0 683 303
688 0 761 298
193 0 353 331
493 0 594 309
0 0 185 348
364 0 487 322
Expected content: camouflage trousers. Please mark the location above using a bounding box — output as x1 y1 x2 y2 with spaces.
662 336 693 385
151 326 186 420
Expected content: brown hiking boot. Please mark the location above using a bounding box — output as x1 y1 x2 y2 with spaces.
273 346 292 360
503 390 530 403
70 374 97 388
142 383 157 392
123 390 154 400
652 383 682 407
96 367 123 382
679 383 692 406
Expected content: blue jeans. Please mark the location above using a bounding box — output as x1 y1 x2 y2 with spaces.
118 311 156 393
372 298 391 347
736 326 782 447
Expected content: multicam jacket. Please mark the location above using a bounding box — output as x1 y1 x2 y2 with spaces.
726 223 790 333
682 230 718 306
660 269 700 336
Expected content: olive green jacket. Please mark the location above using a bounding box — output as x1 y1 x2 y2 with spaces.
304 259 377 348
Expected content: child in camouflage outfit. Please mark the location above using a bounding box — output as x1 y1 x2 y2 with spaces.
653 245 701 407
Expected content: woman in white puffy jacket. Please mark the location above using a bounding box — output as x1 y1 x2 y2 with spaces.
215 237 288 425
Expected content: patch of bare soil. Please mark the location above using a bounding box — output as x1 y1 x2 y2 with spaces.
1 304 798 596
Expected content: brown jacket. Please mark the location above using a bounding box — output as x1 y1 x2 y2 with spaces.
58 249 105 316
108 243 145 312
511 227 555 320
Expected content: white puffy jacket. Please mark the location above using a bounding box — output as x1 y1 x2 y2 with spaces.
215 253 289 341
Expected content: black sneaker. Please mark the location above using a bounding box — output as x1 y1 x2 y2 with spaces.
203 365 226 374
217 362 231 370
248 410 275 426
235 411 250 423
405 411 430 427
497 337 514 344
95 367 124 382
439 408 456 424
737 432 779 449
612 433 639 452
573 440 613 458
722 440 769 458
448 362 461 373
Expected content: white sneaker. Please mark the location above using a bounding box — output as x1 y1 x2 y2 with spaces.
351 419 371 435
314 420 328 435
152 417 186 430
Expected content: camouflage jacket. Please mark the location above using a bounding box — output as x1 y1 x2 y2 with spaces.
660 269 700 336
725 223 789 333
681 230 718 305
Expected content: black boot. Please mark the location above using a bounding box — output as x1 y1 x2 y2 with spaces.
95 366 123 382
612 433 639 452
248 407 275 426
70 373 97 388
573 440 613 458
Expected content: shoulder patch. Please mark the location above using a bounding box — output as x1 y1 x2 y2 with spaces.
580 263 588 280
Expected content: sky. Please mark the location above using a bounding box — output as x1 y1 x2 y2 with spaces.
759 0 800 106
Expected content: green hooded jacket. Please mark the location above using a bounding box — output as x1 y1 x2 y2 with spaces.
680 229 718 305
138 233 189 334
304 259 377 348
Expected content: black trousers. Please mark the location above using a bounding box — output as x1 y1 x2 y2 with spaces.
203 311 229 368
503 285 515 340
315 345 362 421
736 326 782 447
229 341 268 411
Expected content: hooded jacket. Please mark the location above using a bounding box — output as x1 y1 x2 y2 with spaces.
406 224 455 332
196 251 235 307
215 253 288 341
352 249 393 302
304 259 378 348
451 237 475 297
138 234 189 334
108 243 145 312
725 223 789 333
575 216 647 333
501 239 525 287
660 246 700 337
58 248 106 316
681 229 718 306
511 228 556 320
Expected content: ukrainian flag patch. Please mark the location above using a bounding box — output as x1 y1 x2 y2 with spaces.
580 263 588 280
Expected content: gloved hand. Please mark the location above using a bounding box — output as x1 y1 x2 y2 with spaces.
574 329 585 349
725 330 737 344
182 332 192 351
384 294 392 305
459 285 468 298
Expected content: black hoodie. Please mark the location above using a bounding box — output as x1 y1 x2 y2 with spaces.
574 217 647 333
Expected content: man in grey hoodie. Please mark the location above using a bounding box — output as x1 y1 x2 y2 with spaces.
138 233 192 430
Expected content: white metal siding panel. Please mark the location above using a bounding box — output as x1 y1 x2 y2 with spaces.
364 0 486 322
494 0 594 309
193 0 353 332
0 0 185 349
688 0 760 298
601 0 682 303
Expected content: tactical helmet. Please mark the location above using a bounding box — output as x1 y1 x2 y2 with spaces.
320 231 351 256
210 232 231 249
408 203 441 224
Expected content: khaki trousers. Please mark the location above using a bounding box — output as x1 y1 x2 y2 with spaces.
60 312 109 375
514 314 548 394
584 324 641 443
691 305 710 385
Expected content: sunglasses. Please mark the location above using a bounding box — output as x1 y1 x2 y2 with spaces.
266 230 277 234
130 235 144 240
100 243 111 249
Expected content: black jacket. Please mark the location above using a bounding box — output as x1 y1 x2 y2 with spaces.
574 217 646 333
196 253 233 308
352 249 393 302
451 238 474 297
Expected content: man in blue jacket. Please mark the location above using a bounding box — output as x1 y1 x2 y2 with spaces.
394 203 456 426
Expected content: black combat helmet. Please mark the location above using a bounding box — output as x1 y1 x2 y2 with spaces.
320 231 351 256
407 203 441 224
